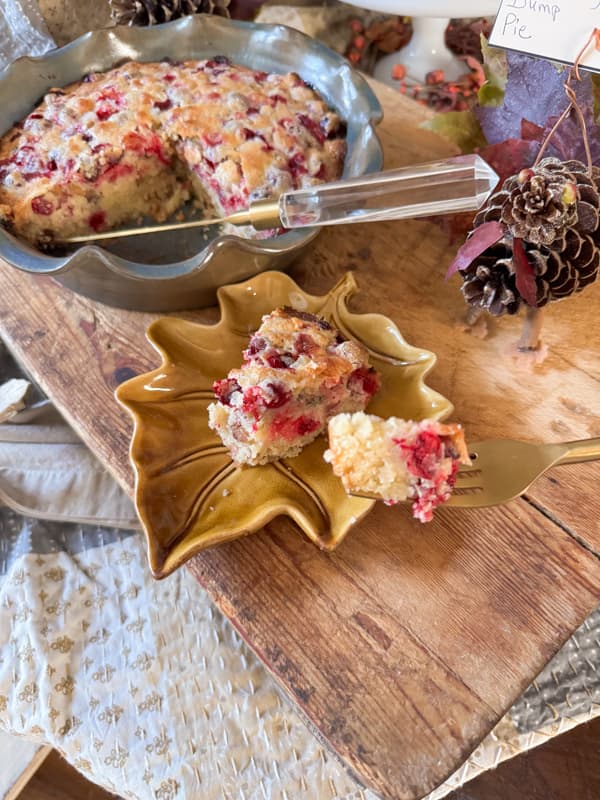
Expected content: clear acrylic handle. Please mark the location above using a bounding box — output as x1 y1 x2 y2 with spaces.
278 154 499 228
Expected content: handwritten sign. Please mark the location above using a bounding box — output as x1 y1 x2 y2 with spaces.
489 1 600 72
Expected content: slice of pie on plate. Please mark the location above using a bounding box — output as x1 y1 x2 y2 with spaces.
208 306 380 465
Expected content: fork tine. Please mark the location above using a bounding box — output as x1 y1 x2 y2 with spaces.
457 464 481 474
453 474 484 490
444 492 493 509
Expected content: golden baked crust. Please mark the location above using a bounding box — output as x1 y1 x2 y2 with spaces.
208 307 379 465
0 57 346 246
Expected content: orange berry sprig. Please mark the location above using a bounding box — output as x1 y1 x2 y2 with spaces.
345 16 412 72
392 58 485 112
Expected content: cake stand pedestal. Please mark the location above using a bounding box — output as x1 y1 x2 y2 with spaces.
342 2 499 85
375 16 462 84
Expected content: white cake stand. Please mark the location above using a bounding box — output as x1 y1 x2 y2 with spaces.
342 1 498 84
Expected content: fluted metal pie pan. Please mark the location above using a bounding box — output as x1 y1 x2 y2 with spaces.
0 15 383 311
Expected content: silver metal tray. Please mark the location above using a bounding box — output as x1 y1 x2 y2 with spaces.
0 15 383 311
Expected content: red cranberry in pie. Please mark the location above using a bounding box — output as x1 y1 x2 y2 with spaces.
213 377 241 406
31 196 53 215
88 211 107 231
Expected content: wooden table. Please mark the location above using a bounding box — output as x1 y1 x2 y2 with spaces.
1 83 600 800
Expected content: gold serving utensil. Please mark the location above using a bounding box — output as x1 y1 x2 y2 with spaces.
64 200 282 243
353 437 600 509
446 437 600 508
61 154 498 244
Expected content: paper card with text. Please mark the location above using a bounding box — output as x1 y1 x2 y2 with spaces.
489 1 600 72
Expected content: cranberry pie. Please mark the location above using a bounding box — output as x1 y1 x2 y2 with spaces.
0 57 346 247
325 413 470 522
207 307 380 465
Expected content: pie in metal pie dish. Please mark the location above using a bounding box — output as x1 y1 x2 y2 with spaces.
0 56 346 247
0 17 383 311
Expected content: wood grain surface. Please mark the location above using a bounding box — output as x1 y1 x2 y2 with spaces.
0 84 599 800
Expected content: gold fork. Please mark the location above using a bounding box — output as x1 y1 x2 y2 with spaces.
446 436 600 508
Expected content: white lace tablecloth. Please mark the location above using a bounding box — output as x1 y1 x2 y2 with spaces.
2 506 599 800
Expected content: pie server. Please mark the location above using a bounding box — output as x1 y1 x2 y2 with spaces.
64 154 498 244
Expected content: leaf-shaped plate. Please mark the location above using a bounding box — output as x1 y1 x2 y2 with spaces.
116 272 453 578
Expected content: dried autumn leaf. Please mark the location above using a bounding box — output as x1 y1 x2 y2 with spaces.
478 138 539 184
478 36 508 108
446 220 505 278
512 237 538 307
422 110 487 153
476 51 566 146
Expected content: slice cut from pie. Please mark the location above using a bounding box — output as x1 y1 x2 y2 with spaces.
207 307 380 465
324 412 470 522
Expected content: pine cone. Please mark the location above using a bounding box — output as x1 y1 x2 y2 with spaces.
460 158 600 314
111 0 230 26
500 159 579 246
461 239 521 316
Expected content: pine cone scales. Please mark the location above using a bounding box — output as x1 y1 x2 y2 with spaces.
461 240 520 315
461 157 600 315
501 170 578 246
111 0 230 26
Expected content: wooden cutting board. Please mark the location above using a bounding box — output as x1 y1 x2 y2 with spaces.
0 82 599 800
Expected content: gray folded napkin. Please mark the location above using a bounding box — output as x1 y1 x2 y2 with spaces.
0 416 139 529
0 350 138 530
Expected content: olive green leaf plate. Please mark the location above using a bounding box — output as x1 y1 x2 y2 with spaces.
116 271 453 578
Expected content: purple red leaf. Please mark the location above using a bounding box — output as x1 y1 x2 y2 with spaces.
512 237 538 307
520 119 545 141
478 138 539 185
445 220 505 279
476 51 566 145
476 50 600 167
